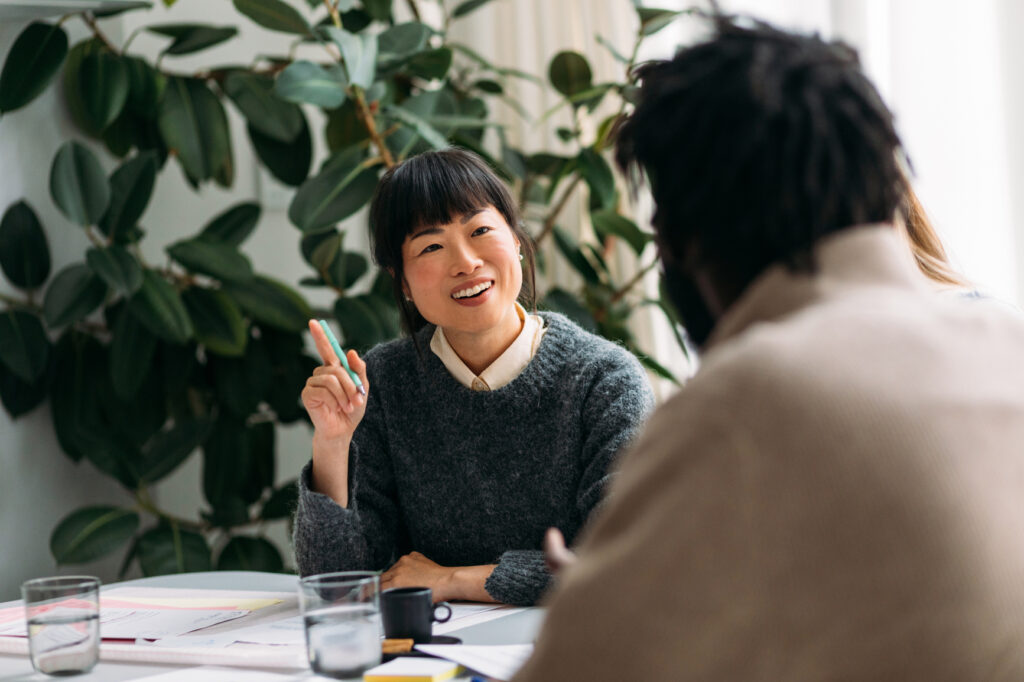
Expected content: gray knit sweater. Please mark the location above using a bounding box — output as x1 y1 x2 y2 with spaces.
293 312 654 606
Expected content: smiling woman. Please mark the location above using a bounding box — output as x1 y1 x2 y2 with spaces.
292 148 655 606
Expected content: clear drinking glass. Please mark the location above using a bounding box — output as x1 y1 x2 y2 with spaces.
21 576 101 676
298 571 381 679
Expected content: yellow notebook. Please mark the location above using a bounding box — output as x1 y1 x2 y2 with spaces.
363 658 463 682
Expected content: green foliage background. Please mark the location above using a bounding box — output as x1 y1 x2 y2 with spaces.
0 0 689 576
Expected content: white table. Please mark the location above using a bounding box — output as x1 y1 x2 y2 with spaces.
0 571 544 681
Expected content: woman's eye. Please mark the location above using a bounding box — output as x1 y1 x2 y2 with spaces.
420 244 441 255
472 226 491 237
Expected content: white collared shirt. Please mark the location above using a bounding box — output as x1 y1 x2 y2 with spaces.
430 303 547 391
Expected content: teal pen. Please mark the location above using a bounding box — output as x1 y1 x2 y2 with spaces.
318 319 366 396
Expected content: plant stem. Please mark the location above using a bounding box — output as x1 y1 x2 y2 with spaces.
323 0 342 29
536 175 581 245
85 226 106 248
404 0 422 22
353 87 395 168
0 291 29 307
610 257 659 303
81 13 120 54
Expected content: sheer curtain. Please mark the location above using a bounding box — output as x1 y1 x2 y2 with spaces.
691 0 1024 305
450 0 1023 392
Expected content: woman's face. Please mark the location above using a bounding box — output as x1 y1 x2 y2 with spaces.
400 205 522 335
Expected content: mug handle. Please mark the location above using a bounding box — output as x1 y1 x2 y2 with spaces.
433 603 452 624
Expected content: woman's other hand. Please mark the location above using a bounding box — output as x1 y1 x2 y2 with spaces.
381 552 497 603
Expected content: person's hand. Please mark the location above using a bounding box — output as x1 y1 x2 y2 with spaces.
544 528 577 575
301 319 369 444
381 552 458 602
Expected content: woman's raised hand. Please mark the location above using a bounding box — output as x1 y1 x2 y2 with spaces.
302 319 370 444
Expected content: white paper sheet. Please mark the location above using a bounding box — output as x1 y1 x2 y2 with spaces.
433 604 526 635
414 644 534 681
134 665 309 681
0 608 250 640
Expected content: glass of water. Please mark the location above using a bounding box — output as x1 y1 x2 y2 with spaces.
298 571 381 679
21 576 101 676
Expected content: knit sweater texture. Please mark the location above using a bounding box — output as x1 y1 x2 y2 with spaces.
293 312 654 606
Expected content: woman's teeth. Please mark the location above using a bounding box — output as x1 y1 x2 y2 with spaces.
452 281 493 299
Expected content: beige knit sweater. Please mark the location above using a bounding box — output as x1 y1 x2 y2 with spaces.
516 225 1024 681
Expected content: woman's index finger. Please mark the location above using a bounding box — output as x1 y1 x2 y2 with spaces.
308 319 340 365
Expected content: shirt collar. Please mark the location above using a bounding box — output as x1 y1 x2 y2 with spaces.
430 302 546 391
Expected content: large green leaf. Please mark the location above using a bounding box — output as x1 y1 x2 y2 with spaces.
274 60 347 108
123 56 166 116
166 238 254 283
42 264 107 328
261 480 298 520
202 418 249 506
85 245 143 296
320 27 377 90
139 417 212 484
376 22 430 66
49 333 141 488
98 152 158 242
407 48 452 80
223 276 311 332
0 360 50 418
362 0 392 21
78 52 129 132
325 99 370 152
50 506 139 565
128 269 194 344
452 0 496 18
63 38 105 136
637 7 682 36
0 22 68 114
578 148 616 210
333 293 395 351
0 310 50 383
137 524 211 576
541 287 597 332
288 152 378 232
549 51 592 99
591 209 652 256
147 23 238 55
182 287 247 356
158 77 231 185
216 536 283 571
223 71 303 143
243 420 275 503
49 142 111 226
0 201 50 290
232 0 311 35
552 226 600 285
199 202 261 247
109 307 156 400
383 104 447 149
248 116 311 187
209 337 271 419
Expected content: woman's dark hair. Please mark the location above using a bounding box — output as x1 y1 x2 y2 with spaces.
615 14 905 287
369 148 536 336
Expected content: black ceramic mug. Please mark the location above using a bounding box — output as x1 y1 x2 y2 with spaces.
380 587 452 643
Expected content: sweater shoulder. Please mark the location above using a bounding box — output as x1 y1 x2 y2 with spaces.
537 311 646 378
